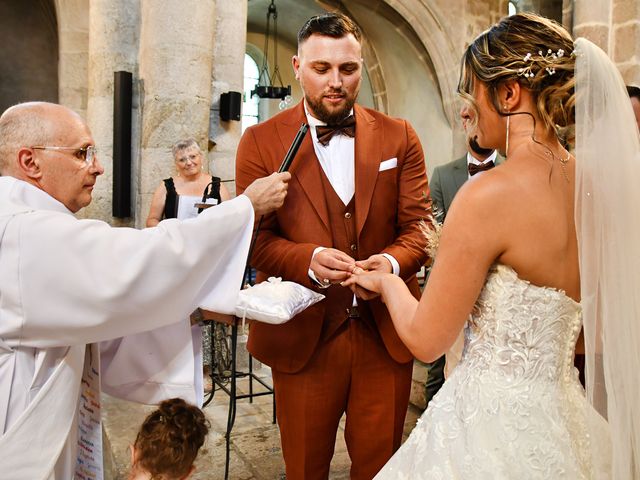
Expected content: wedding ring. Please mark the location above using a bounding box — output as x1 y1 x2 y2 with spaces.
322 278 331 285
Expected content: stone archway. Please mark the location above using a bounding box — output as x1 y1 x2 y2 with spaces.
0 0 59 113
358 0 462 129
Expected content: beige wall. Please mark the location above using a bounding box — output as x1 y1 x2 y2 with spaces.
208 0 248 196
572 0 640 85
56 0 90 119
80 0 140 224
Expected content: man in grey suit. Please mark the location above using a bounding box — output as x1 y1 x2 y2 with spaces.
423 133 499 405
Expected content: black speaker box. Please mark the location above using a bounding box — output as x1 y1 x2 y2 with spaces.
113 71 132 218
220 91 242 121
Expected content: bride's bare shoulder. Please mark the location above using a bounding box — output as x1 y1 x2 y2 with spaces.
449 165 522 217
435 166 521 267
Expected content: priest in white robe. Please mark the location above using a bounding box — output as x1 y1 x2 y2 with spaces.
0 102 290 480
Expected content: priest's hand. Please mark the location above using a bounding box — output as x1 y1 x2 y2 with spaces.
243 172 291 216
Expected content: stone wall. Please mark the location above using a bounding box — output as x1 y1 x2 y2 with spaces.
137 0 216 227
56 0 89 119
611 0 640 84
573 0 640 86
0 0 59 113
209 0 248 196
80 0 140 224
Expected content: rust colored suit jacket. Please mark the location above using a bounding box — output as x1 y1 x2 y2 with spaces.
235 102 430 373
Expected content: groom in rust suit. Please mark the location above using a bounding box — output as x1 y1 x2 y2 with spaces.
236 13 429 479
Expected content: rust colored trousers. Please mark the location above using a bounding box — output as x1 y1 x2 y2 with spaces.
272 318 413 480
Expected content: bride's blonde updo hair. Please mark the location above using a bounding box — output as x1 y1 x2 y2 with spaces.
459 12 575 138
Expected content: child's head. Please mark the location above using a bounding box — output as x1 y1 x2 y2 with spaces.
129 398 209 480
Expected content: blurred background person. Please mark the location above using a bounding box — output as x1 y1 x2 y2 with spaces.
146 138 230 226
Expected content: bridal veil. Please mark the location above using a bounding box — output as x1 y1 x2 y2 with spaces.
574 37 640 478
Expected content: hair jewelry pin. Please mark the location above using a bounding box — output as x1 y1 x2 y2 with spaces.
518 48 565 78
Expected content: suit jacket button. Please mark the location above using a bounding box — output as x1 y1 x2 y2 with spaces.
344 212 352 219
350 244 357 251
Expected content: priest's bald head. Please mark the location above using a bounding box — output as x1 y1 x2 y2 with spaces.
0 102 104 212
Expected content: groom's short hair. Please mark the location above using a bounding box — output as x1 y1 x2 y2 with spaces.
297 12 362 46
627 85 640 100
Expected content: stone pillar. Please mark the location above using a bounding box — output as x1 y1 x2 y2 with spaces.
209 0 248 195
562 0 574 31
137 0 216 227
572 0 611 52
82 0 140 224
611 0 640 84
572 0 640 86
55 0 90 118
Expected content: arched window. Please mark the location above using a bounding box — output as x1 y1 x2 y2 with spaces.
508 1 518 15
242 54 260 132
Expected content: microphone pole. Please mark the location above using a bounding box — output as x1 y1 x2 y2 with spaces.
278 123 309 173
243 123 309 287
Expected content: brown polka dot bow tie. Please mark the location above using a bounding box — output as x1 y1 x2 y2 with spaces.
468 160 495 176
315 115 356 146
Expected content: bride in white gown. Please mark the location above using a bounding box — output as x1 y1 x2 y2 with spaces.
345 12 640 479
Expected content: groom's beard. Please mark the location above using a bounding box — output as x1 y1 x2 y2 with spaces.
305 88 357 125
468 136 494 157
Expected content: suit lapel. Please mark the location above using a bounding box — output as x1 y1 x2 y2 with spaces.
452 156 468 192
277 103 330 232
354 105 381 237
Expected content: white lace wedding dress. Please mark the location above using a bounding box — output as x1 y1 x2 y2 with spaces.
375 264 611 479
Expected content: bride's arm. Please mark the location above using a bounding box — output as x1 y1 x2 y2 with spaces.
346 172 509 362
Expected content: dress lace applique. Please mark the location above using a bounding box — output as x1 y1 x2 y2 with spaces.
375 264 611 479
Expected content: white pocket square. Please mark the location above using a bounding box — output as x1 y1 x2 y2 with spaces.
379 157 397 171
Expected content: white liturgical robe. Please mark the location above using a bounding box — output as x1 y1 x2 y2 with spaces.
0 176 254 479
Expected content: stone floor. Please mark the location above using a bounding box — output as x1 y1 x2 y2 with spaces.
102 367 422 480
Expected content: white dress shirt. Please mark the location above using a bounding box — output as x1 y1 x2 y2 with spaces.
466 150 498 179
306 106 356 205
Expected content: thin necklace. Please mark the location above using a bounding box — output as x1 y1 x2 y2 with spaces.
544 148 571 183
557 150 571 182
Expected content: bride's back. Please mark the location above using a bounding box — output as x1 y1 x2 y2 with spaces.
488 146 580 301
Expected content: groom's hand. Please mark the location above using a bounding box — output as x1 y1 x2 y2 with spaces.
343 267 383 301
355 254 392 273
310 248 356 286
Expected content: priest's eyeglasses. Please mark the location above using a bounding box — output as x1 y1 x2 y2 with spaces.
31 145 98 167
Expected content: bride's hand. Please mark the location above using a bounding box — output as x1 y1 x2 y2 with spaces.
342 267 388 300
